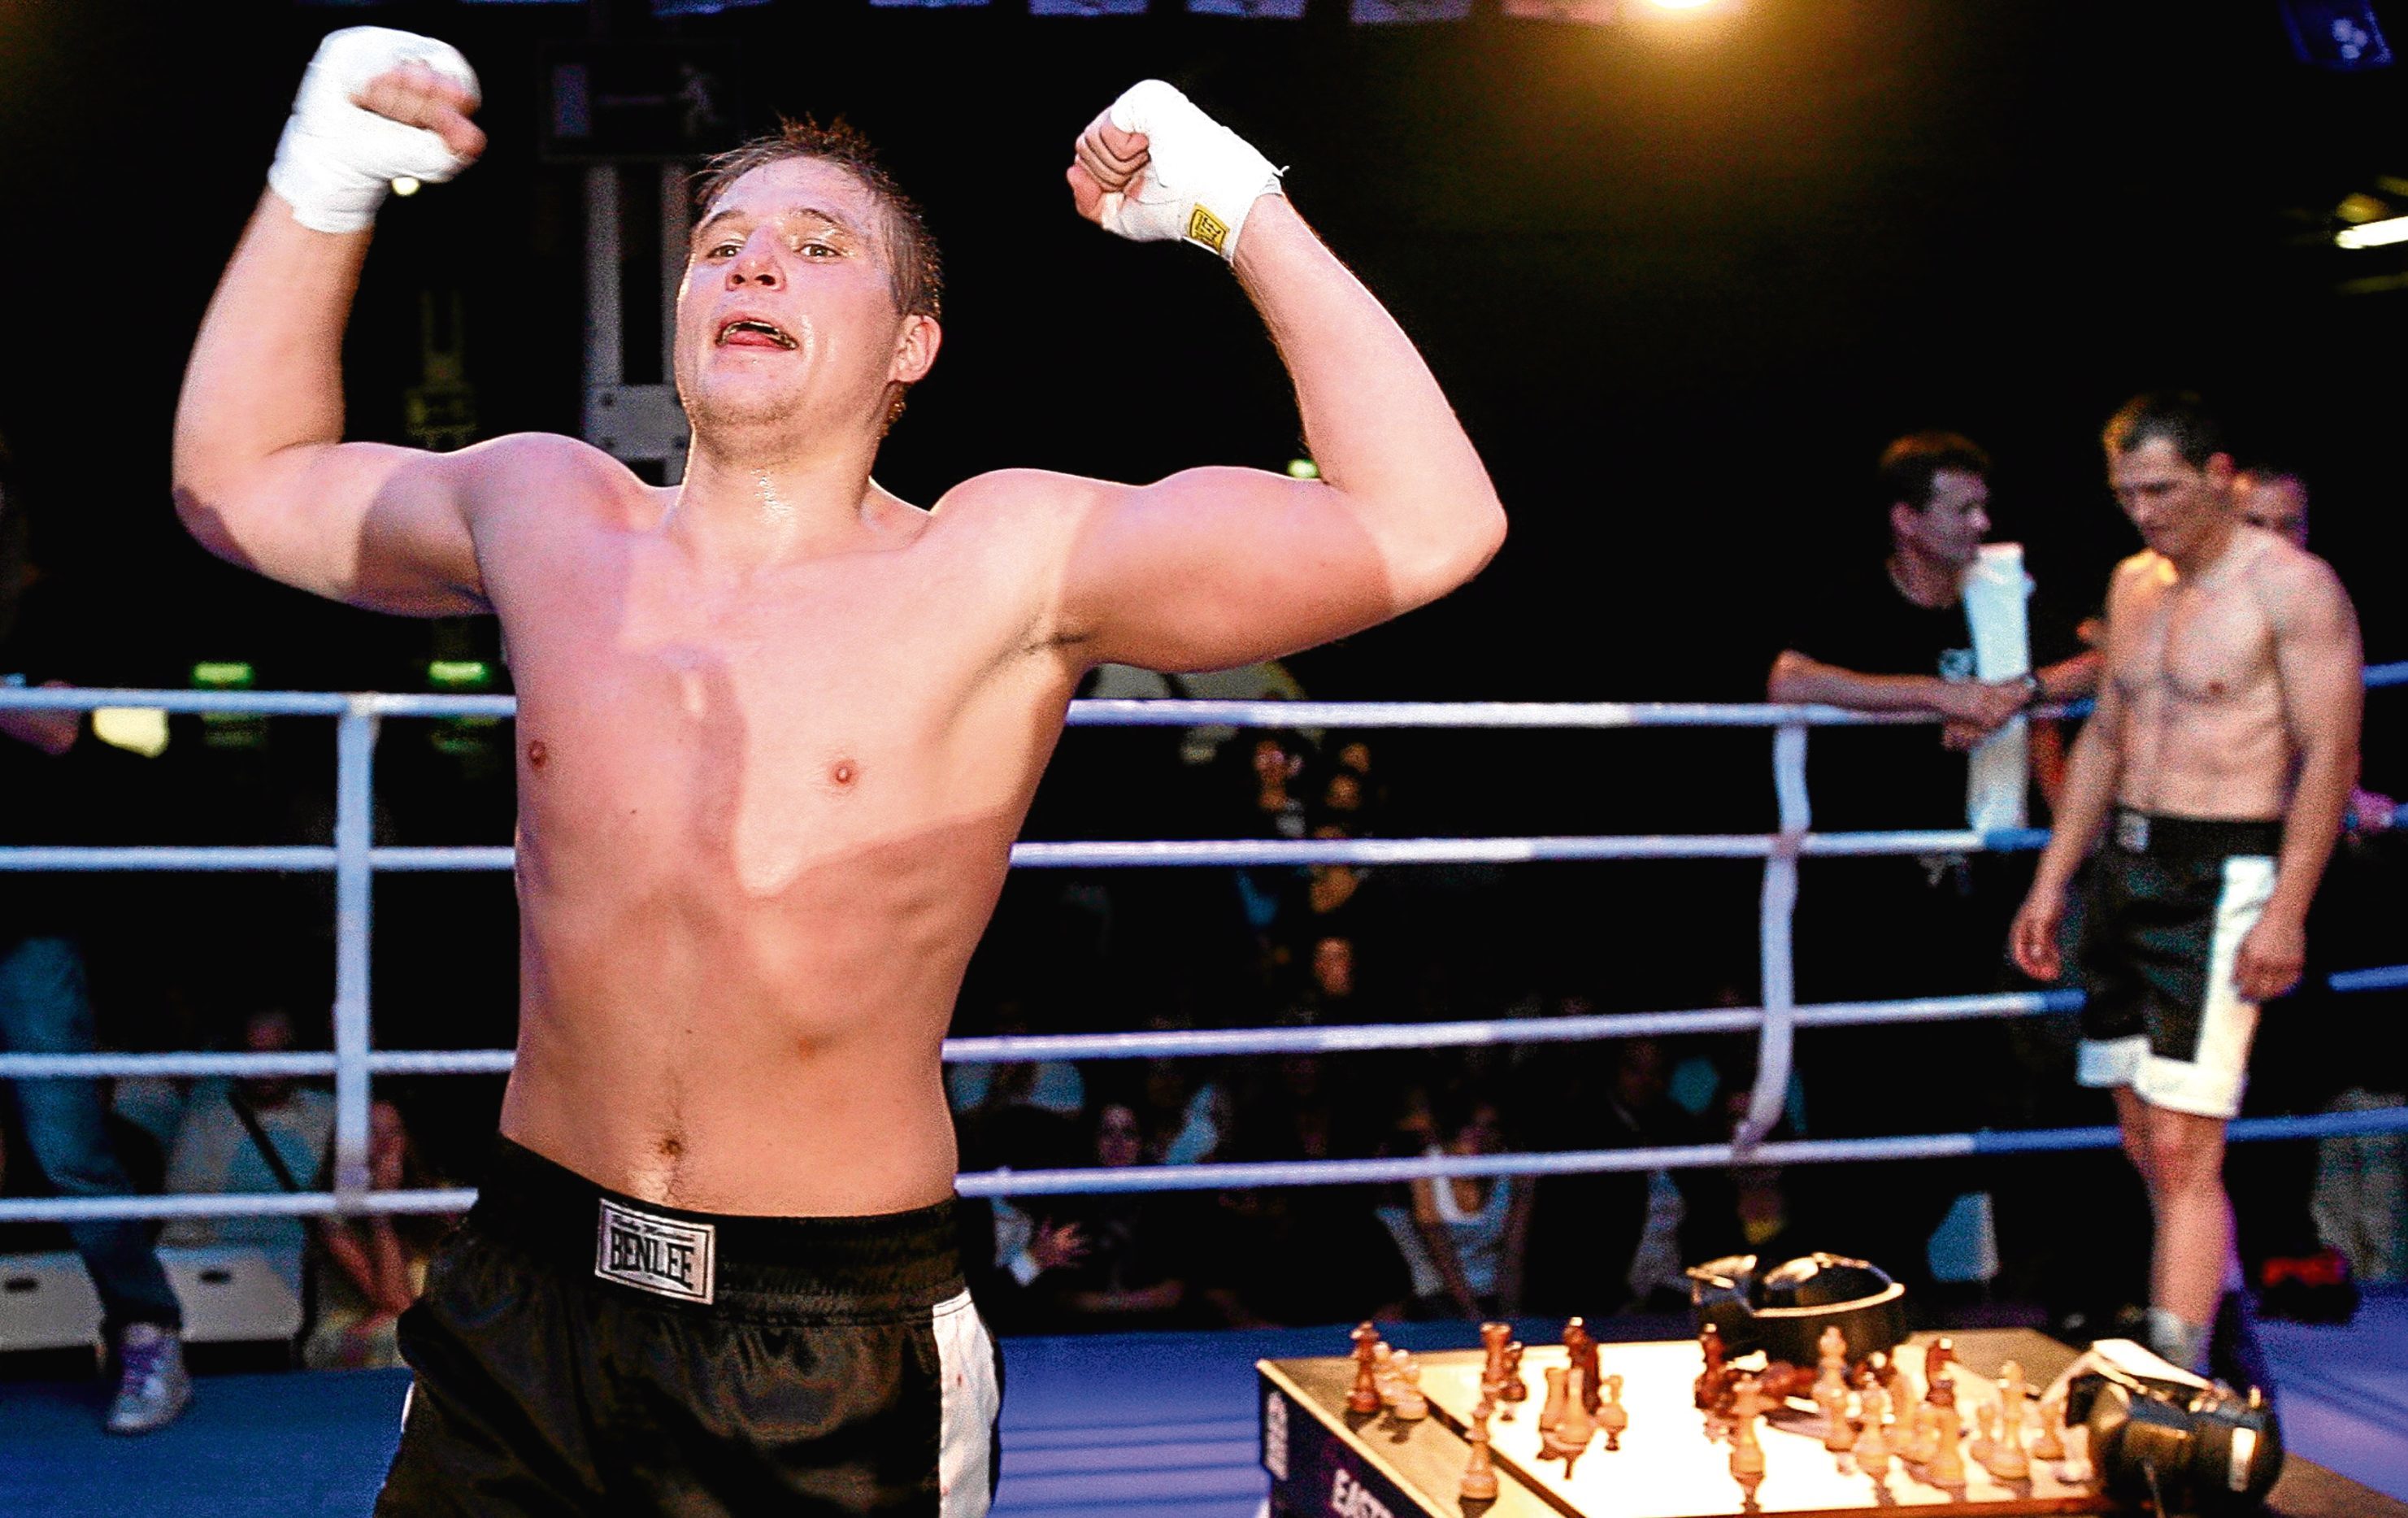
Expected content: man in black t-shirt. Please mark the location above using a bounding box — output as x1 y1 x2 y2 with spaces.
1771 433 2095 834
1763 433 2096 1290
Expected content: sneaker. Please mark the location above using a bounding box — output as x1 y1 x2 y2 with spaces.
106 1323 192 1435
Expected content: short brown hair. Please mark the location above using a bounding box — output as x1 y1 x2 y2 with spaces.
2103 392 2224 468
1876 431 1990 514
693 118 943 323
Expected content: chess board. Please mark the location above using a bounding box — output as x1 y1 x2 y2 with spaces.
1418 1337 2107 1517
1259 1331 2120 1518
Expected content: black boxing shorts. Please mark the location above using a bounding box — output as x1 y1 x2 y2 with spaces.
376 1138 1002 1516
2075 808 2284 1120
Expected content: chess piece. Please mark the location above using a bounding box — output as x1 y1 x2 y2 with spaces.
1499 1342 1528 1403
1887 1349 1921 1414
1989 1362 2030 1481
1598 1372 1628 1451
1555 1367 1598 1472
1924 1337 1958 1384
1729 1375 1768 1491
1695 1323 1734 1414
1815 1324 1850 1400
1928 1399 1967 1488
1372 1342 1398 1407
1391 1354 1429 1421
1908 1357 1955 1466
1564 1318 1602 1414
1543 1367 1598 1475
1538 1364 1569 1434
1969 1403 1997 1470
1480 1322 1511 1399
1855 1380 1893 1477
2030 1391 2066 1463
1347 1322 1383 1414
1461 1396 1501 1502
1815 1378 1854 1453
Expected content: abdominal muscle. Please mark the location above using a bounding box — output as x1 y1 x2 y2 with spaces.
497 805 1022 1218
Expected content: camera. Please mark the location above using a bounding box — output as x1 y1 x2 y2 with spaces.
2061 1343 2283 1514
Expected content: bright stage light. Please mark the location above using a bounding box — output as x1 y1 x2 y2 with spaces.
1643 0 1723 9
2336 215 2408 250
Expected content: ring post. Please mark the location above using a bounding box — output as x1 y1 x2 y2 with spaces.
1740 723 1810 1151
332 699 380 1210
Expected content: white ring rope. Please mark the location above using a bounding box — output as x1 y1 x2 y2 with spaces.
0 675 2398 1221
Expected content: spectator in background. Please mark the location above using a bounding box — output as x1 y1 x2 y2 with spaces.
1767 433 2101 1290
1522 1038 1708 1314
945 998 1084 1120
0 436 189 1434
1197 1056 1410 1327
1407 1085 1528 1320
1027 1103 1192 1330
1768 432 2101 837
303 1098 455 1369
159 1008 337 1290
1240 733 1311 842
953 1104 1086 1336
2232 465 2310 549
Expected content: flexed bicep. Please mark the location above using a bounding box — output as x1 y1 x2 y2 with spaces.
1058 468 1429 673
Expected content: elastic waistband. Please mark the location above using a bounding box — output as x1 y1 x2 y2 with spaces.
2110 808 2284 862
466 1137 963 1318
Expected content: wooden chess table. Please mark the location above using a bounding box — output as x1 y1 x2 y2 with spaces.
1257 1328 2408 1518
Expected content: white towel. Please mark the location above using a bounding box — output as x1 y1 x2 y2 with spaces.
1962 542 2032 832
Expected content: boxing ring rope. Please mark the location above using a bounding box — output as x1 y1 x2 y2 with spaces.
0 672 2403 1225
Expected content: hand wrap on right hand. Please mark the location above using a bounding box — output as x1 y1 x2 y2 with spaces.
1095 80 1283 262
267 27 480 234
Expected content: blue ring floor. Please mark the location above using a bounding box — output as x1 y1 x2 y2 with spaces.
4 1297 2404 1516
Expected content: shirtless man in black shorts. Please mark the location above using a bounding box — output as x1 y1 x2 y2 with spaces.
173 29 1503 1514
2010 394 2361 1375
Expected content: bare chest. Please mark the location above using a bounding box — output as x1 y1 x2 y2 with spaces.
2110 572 2276 709
486 533 1069 887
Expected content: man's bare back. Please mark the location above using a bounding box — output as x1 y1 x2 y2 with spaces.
173 61 1506 1224
2101 526 2321 822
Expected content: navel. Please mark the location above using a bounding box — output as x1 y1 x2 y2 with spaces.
658 1134 684 1161
527 740 549 769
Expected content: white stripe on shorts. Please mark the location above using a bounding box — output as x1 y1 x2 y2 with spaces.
2132 855 2275 1120
933 1290 1001 1517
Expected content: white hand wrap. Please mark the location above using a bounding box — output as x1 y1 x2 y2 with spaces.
1098 80 1283 263
267 28 480 235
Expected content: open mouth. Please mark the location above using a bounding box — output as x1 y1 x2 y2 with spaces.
716 319 798 350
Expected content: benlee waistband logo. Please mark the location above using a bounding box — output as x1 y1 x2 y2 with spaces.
595 1198 716 1304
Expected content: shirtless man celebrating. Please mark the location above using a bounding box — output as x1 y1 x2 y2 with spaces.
2009 394 2360 1377
174 30 1503 1515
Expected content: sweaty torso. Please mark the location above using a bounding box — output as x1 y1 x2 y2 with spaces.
2104 528 2296 820
473 462 1079 1216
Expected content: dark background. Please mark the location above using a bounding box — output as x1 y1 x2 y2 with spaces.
0 0 2401 1050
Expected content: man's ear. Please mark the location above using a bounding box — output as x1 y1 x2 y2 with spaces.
891 314 941 387
2203 451 2236 490
1889 501 1920 541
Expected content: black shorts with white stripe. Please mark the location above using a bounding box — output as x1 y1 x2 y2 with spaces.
377 1138 1002 1517
2075 807 2284 1120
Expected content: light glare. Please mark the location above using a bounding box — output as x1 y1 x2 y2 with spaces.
2336 215 2408 250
